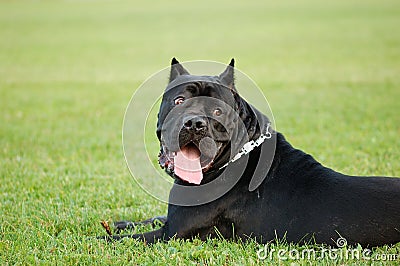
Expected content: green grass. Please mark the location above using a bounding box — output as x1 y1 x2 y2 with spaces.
1 0 400 264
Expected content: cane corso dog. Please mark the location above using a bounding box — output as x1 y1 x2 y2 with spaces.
108 58 400 247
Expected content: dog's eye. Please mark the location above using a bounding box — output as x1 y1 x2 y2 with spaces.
174 97 185 105
213 108 222 116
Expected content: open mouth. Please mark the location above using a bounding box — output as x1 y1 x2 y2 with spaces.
158 140 223 185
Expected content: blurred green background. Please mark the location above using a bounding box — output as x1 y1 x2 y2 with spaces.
1 0 399 264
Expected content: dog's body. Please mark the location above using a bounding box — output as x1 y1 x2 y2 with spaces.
111 59 400 247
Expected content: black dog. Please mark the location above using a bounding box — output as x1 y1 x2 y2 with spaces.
110 58 400 247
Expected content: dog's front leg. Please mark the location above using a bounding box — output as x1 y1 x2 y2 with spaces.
99 226 167 244
114 216 167 233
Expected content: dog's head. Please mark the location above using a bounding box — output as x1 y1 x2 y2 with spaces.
157 58 259 185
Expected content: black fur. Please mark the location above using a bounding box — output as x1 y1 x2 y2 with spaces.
109 59 400 247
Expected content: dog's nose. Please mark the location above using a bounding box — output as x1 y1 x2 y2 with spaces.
183 116 207 131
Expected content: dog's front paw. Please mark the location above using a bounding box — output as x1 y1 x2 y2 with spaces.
114 216 167 233
114 221 135 233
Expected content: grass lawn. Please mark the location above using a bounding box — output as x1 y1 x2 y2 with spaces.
1 0 399 264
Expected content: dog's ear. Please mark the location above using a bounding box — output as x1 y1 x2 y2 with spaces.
219 58 236 91
169 58 190 82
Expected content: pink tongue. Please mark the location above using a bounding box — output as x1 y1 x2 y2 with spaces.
174 145 203 184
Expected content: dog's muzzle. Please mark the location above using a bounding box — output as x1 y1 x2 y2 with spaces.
158 117 224 185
